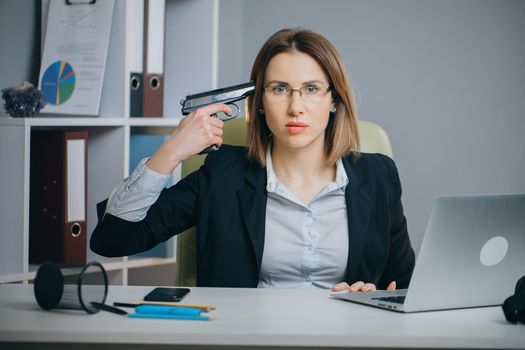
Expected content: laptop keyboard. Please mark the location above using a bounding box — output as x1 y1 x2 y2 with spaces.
372 296 406 304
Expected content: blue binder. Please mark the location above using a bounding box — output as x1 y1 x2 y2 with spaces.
129 134 174 258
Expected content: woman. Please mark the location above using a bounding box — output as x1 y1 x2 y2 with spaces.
91 28 415 292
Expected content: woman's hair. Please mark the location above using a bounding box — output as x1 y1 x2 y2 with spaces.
246 28 360 166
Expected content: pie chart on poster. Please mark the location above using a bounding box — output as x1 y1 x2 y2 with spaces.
41 60 75 105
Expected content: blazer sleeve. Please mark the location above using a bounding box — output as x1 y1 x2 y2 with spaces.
90 165 203 257
377 155 415 289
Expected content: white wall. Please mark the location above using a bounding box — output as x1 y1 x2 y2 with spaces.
219 0 525 253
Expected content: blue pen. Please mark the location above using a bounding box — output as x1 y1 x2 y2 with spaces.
128 313 212 321
135 305 201 316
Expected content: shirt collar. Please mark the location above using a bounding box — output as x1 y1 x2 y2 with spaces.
266 148 279 193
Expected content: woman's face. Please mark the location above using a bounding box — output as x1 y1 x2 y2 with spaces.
262 51 333 153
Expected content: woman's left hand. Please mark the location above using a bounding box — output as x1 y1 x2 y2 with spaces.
332 280 396 292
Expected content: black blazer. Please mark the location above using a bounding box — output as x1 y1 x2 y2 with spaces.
91 145 415 289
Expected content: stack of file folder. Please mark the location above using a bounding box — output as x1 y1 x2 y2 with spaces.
129 0 166 118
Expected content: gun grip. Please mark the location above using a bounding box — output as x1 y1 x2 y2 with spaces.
199 145 219 154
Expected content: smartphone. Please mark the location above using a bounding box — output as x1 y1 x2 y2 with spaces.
143 287 190 302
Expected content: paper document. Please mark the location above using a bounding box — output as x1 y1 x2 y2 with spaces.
39 0 115 115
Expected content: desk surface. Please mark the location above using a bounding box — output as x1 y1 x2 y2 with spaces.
0 284 524 349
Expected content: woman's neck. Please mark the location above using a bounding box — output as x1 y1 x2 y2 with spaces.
270 140 334 186
270 140 336 205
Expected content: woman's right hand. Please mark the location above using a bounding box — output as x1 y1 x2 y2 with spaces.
147 103 231 175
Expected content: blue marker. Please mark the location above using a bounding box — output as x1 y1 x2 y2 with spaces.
135 305 201 317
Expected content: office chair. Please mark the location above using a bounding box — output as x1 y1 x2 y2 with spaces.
175 118 393 286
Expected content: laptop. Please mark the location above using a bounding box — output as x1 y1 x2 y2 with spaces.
330 193 525 312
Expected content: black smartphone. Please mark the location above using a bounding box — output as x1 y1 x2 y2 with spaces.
143 287 190 302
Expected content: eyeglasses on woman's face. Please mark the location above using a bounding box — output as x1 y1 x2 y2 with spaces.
263 81 331 103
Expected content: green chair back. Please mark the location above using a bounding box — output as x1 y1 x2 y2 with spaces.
357 120 393 158
177 117 247 286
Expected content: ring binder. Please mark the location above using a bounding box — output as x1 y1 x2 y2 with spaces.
130 72 144 117
128 0 145 117
142 0 165 117
29 131 88 265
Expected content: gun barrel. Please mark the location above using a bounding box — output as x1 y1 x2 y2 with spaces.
181 82 255 115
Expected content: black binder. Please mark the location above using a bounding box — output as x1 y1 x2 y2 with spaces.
130 72 144 117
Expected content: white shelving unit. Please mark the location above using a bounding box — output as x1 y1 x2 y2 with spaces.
0 0 219 285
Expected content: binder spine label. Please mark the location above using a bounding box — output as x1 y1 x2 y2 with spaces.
66 139 86 222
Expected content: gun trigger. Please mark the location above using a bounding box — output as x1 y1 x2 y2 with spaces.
221 103 240 120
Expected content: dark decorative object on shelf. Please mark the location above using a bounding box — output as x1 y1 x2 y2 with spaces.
1 81 46 118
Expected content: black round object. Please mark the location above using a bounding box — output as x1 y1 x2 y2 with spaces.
78 261 108 314
502 275 525 324
34 262 64 310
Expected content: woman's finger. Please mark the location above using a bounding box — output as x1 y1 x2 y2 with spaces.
387 281 397 291
349 281 365 292
211 124 224 137
331 282 350 291
361 283 377 292
209 115 225 129
197 102 231 117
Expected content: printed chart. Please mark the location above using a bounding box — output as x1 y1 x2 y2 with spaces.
41 60 76 105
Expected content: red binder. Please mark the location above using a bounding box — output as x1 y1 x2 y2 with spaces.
29 131 88 264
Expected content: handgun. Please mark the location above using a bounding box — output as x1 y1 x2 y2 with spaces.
180 82 255 153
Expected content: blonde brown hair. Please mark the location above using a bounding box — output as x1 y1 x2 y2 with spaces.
246 28 360 166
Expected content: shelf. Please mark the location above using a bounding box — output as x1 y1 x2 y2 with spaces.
0 117 183 128
0 271 30 284
0 259 129 284
0 258 176 283
129 117 181 127
0 117 126 127
28 259 126 273
1 0 216 286
125 257 177 269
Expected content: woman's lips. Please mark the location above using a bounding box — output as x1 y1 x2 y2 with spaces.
285 121 309 134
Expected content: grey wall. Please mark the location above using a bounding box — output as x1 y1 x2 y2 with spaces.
0 0 41 116
218 0 245 85
219 0 525 253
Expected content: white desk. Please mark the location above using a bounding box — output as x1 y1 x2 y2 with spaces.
0 284 523 349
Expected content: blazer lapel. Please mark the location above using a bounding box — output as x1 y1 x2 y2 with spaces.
343 156 373 283
237 163 267 270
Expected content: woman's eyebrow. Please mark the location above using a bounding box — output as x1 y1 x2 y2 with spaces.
265 80 290 86
301 79 326 85
265 79 326 86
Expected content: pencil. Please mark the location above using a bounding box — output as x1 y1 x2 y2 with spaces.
113 301 215 311
128 313 214 321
